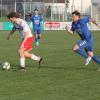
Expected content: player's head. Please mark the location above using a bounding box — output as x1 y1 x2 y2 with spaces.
34 9 39 15
72 10 81 21
7 12 19 23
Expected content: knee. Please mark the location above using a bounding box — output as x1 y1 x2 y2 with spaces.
18 49 23 54
24 52 27 56
72 47 78 52
88 52 94 57
72 45 79 52
18 49 20 54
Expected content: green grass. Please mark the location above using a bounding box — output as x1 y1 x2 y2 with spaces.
0 17 8 22
0 30 100 100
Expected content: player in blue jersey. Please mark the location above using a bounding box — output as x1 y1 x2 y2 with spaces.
30 9 43 47
66 11 100 69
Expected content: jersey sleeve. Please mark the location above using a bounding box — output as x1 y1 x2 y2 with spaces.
82 17 90 23
71 22 75 32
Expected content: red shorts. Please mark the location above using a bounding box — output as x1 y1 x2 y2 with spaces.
21 37 34 51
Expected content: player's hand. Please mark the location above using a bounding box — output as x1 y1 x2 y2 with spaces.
65 25 68 30
65 25 71 30
98 25 100 29
65 26 73 35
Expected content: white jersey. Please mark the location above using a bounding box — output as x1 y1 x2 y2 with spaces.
13 18 33 39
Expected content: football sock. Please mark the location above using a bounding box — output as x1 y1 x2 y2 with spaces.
92 55 100 65
20 58 25 68
38 36 40 40
31 54 40 61
75 48 88 59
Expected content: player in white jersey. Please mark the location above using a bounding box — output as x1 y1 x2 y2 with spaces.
7 12 43 71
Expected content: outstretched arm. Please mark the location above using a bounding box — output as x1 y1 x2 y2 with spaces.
90 18 100 28
7 26 16 40
65 25 74 35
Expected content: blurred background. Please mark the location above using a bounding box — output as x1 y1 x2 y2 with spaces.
0 0 100 21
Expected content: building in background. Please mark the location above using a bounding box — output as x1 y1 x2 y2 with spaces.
0 0 98 21
68 0 91 16
91 0 100 21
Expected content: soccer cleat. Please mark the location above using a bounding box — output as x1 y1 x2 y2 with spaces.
85 57 92 66
38 57 43 68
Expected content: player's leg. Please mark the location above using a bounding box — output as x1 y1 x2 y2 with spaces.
35 29 41 47
24 50 43 67
34 30 39 46
85 50 92 66
33 30 37 43
86 46 100 65
37 29 41 41
23 37 43 67
24 51 41 61
18 47 26 69
72 40 93 65
18 37 33 69
72 40 88 59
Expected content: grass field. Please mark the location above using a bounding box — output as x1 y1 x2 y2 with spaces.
0 30 100 100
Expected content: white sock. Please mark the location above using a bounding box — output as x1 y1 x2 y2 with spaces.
20 58 25 68
31 54 40 61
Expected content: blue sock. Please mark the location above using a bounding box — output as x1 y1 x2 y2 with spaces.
75 49 88 59
92 55 100 65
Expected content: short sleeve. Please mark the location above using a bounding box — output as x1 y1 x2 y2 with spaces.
82 17 90 23
71 22 75 32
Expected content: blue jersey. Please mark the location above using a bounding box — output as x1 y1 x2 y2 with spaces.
31 15 43 30
71 17 92 41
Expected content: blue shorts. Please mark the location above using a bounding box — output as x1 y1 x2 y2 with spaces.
34 29 41 34
77 39 93 51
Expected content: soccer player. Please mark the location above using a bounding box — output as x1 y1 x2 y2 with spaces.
30 9 43 47
7 12 43 71
66 11 100 69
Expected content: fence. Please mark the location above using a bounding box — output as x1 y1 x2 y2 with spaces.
91 0 100 21
0 0 69 22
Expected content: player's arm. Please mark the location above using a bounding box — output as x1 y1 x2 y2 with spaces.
7 26 16 40
65 25 74 35
89 18 100 28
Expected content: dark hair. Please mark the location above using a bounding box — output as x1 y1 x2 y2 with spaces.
72 11 81 17
34 9 38 11
7 12 19 19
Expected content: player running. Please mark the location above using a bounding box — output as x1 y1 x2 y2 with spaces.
66 11 100 68
30 9 43 47
7 12 43 71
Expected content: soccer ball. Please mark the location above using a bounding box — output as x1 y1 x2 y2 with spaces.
2 62 11 70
